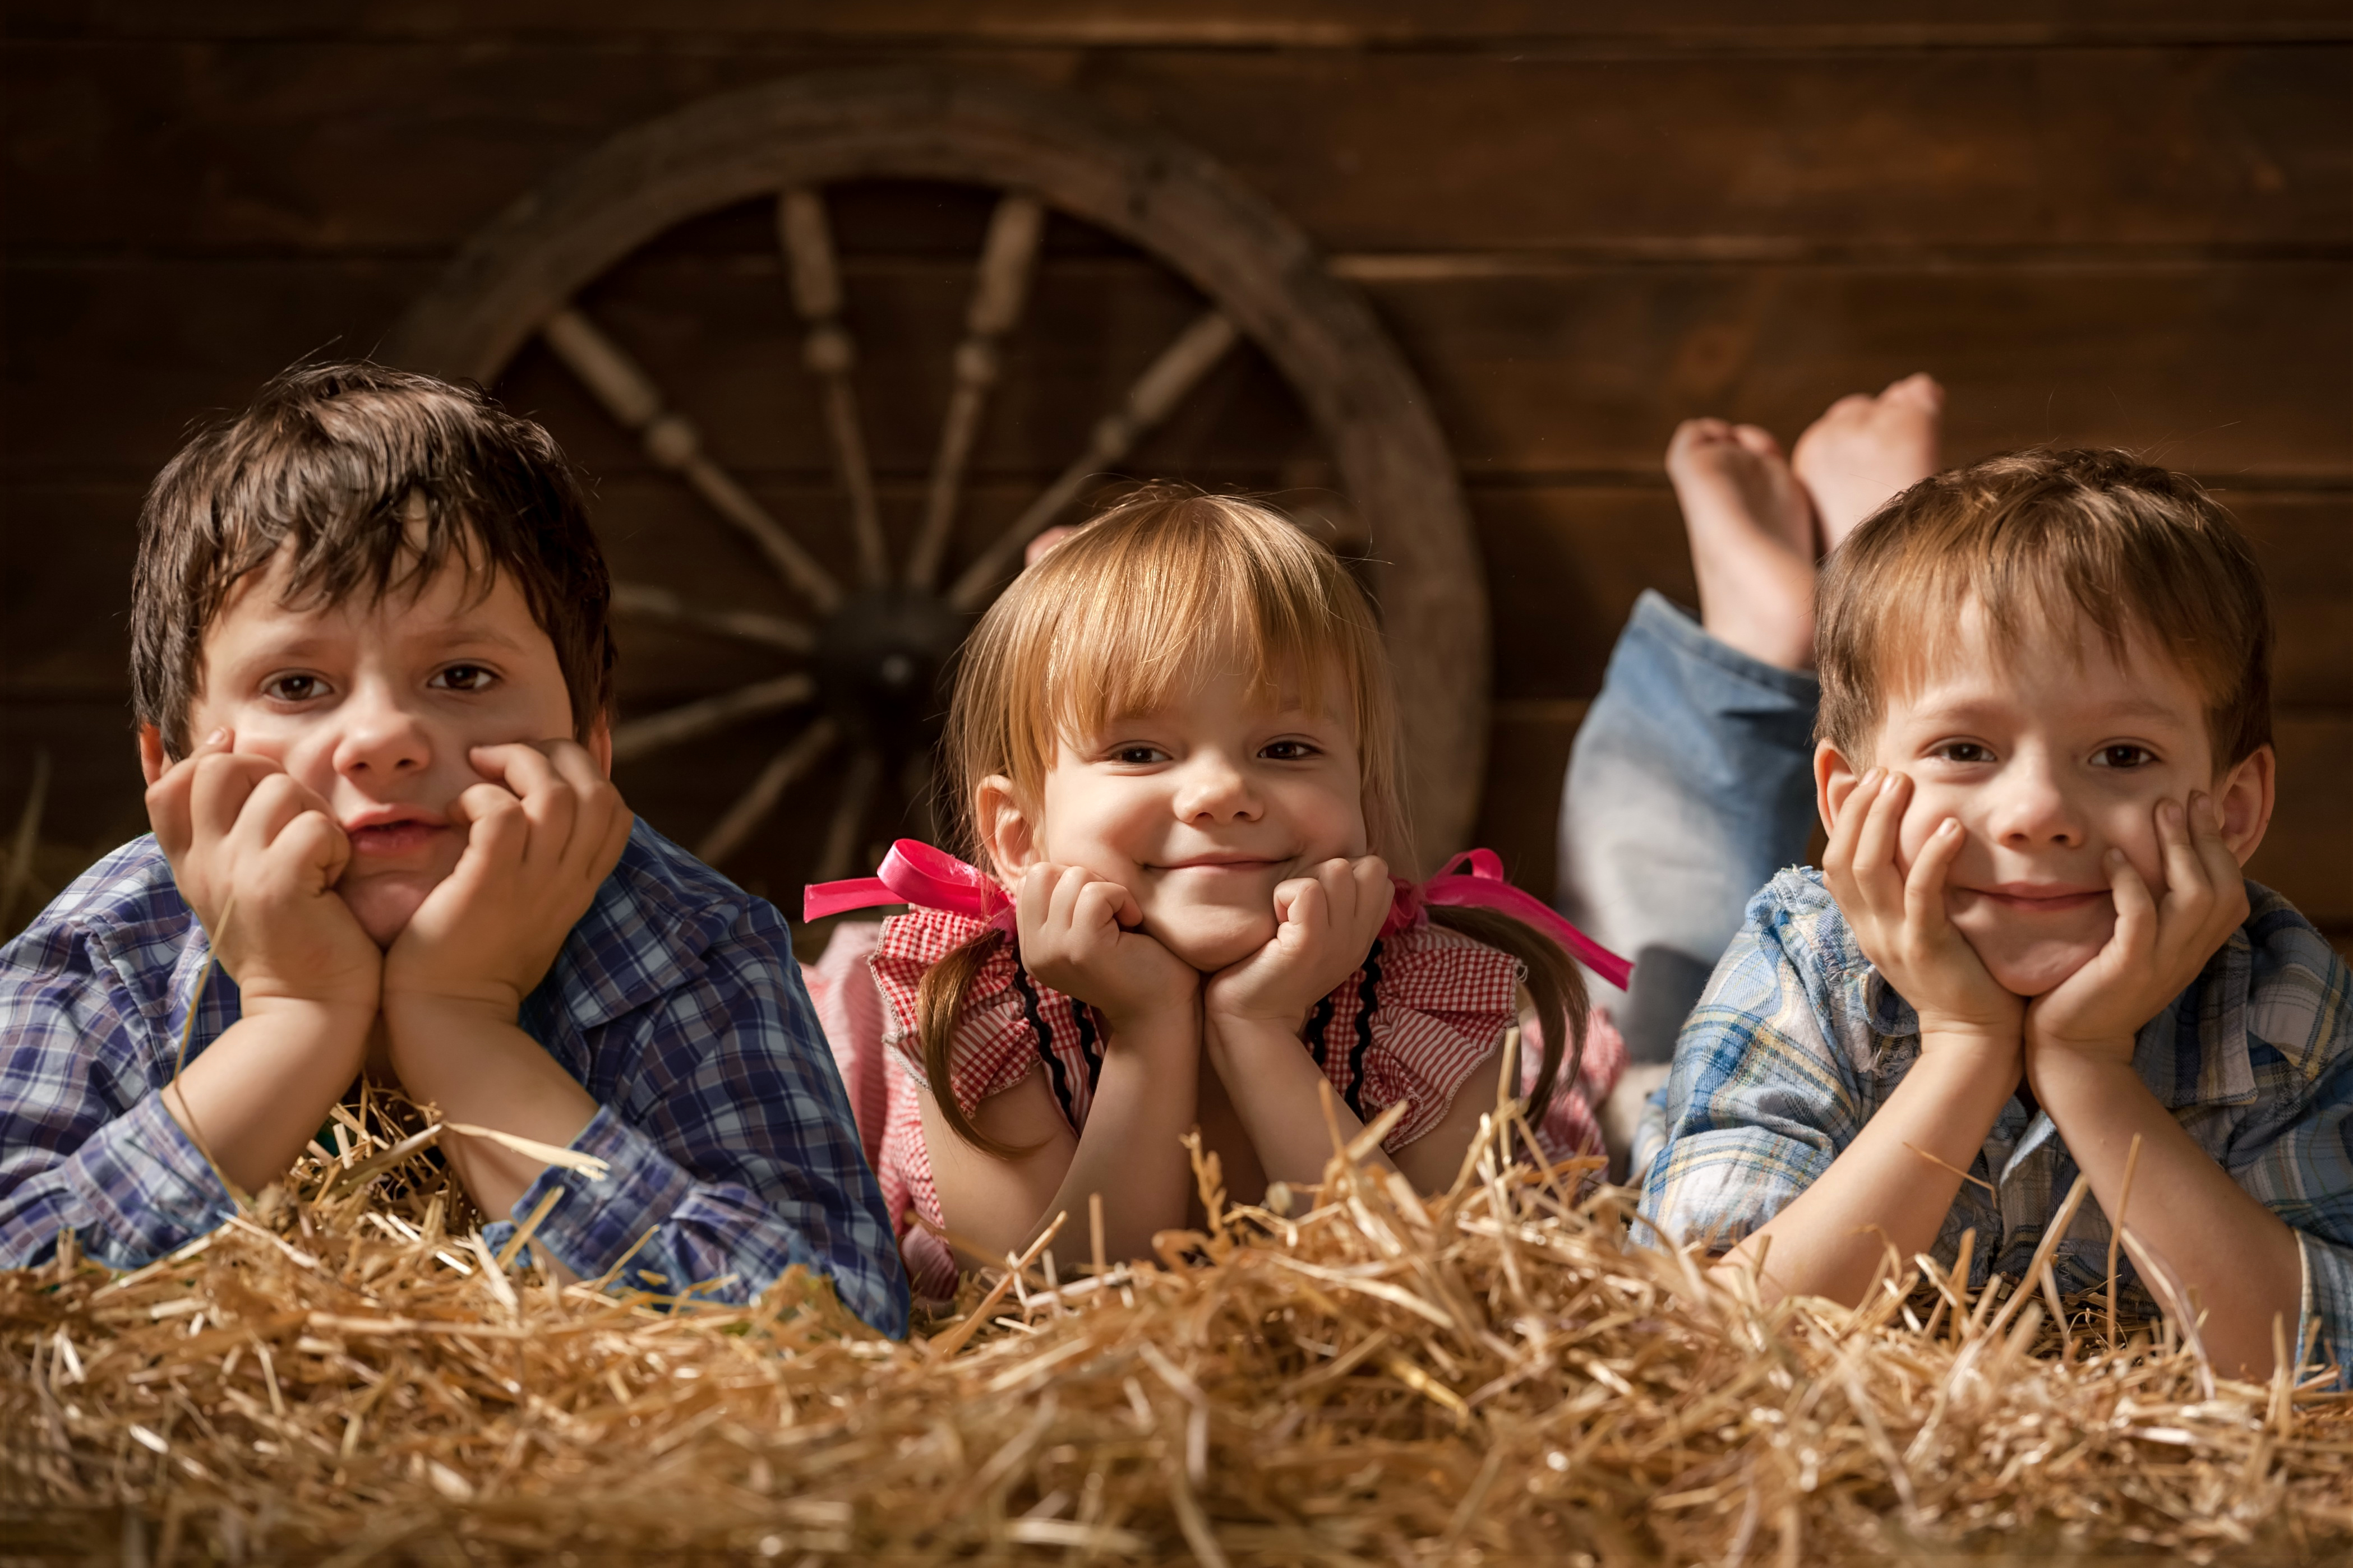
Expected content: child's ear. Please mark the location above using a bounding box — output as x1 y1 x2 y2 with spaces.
973 774 1040 882
584 714 613 779
138 725 170 787
1815 739 1865 839
2214 744 2275 867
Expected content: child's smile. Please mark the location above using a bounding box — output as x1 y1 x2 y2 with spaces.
1023 662 1369 972
162 548 591 947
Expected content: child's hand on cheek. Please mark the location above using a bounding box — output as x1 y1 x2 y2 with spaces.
380 740 632 1028
1823 770 2023 1056
1014 864 1198 1034
2025 793 2246 1074
144 727 381 1019
1203 855 1391 1033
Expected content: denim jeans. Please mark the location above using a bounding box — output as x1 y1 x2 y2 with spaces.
1557 591 1821 1069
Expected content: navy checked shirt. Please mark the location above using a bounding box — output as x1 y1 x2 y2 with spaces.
0 821 910 1337
1639 869 2353 1380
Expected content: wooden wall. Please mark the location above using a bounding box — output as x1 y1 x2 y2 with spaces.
4 2 2347 943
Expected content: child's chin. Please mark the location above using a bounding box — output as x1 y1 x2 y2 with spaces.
1968 929 2107 998
1151 912 1277 973
339 878 432 950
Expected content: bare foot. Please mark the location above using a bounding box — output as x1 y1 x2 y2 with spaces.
1791 372 1944 551
1024 524 1079 569
1666 418 1820 671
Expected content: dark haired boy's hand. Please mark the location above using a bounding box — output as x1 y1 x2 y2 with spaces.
143 727 381 1018
1204 855 1391 1033
1016 863 1198 1037
1823 769 2023 1053
380 740 631 1028
2025 793 2245 1074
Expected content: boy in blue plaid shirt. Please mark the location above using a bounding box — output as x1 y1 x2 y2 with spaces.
0 364 908 1335
1635 445 2352 1382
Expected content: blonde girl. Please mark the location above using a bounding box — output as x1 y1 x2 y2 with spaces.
809 491 1626 1294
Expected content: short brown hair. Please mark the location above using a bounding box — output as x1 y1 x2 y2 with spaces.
1816 447 2272 769
131 362 614 759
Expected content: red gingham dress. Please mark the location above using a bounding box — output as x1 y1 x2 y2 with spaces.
845 908 1628 1298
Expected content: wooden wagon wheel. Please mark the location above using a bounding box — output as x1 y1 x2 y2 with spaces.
387 70 1485 892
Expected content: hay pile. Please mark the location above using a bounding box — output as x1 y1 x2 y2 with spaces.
4 1085 2349 1566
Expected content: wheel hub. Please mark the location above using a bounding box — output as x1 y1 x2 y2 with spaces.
814 588 968 756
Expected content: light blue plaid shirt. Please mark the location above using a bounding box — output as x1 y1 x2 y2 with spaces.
0 821 910 1337
1638 868 2353 1377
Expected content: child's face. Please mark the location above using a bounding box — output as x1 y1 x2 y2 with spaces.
144 547 596 947
999 659 1370 972
1820 601 2271 997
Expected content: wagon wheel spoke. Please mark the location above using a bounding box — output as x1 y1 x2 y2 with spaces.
815 748 883 884
610 581 815 654
543 310 843 612
696 718 839 867
778 189 889 589
906 193 1045 591
608 673 816 764
948 308 1239 610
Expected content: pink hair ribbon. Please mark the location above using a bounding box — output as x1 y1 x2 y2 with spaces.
804 839 1016 935
806 839 1630 990
1384 848 1632 991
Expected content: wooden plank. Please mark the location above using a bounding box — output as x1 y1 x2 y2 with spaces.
11 256 2346 483
1476 707 2352 928
1368 261 2352 482
4 43 2346 253
1477 485 2352 707
9 2 2348 45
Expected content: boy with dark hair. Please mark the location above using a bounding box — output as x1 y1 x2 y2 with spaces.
1637 446 2352 1381
0 363 909 1336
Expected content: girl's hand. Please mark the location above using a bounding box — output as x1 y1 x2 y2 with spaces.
1016 863 1198 1034
1823 770 2022 1054
1204 855 1391 1032
2026 793 2246 1073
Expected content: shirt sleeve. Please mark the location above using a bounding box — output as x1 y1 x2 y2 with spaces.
1636 898 1873 1251
0 923 239 1270
2223 1023 2353 1383
486 900 911 1339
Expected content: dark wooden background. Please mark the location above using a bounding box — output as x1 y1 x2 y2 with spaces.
4 2 2346 947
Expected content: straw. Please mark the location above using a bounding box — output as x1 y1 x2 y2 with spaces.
3 1080 2345 1564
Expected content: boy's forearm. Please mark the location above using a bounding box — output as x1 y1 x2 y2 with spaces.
1731 1037 2015 1305
1205 1016 1387 1187
2033 1054 2301 1380
160 999 375 1194
383 999 598 1231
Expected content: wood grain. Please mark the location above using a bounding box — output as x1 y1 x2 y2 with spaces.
6 43 2344 254
10 257 2347 482
9 2 2348 45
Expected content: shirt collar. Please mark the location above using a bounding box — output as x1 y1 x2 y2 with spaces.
537 820 749 1033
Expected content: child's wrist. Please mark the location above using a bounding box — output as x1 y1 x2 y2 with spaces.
380 984 524 1037
236 990 378 1046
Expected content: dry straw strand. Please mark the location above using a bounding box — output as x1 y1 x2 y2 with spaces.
4 1080 2346 1564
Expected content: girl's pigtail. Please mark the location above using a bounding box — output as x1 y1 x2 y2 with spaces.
1424 905 1590 1125
915 928 1040 1159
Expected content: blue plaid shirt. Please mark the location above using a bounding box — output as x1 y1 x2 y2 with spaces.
1638 868 2353 1379
0 822 910 1337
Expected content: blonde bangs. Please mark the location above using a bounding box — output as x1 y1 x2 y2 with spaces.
941 490 1414 869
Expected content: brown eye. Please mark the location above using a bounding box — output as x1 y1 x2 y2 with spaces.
1261 740 1317 761
263 673 324 702
1935 741 1992 764
432 664 496 693
2094 744 2156 769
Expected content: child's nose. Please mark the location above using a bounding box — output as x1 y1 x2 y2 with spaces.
1983 757 2084 849
1173 752 1261 822
331 687 433 780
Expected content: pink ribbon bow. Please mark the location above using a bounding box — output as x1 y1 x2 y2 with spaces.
806 839 1630 991
804 839 1016 935
1383 848 1632 991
